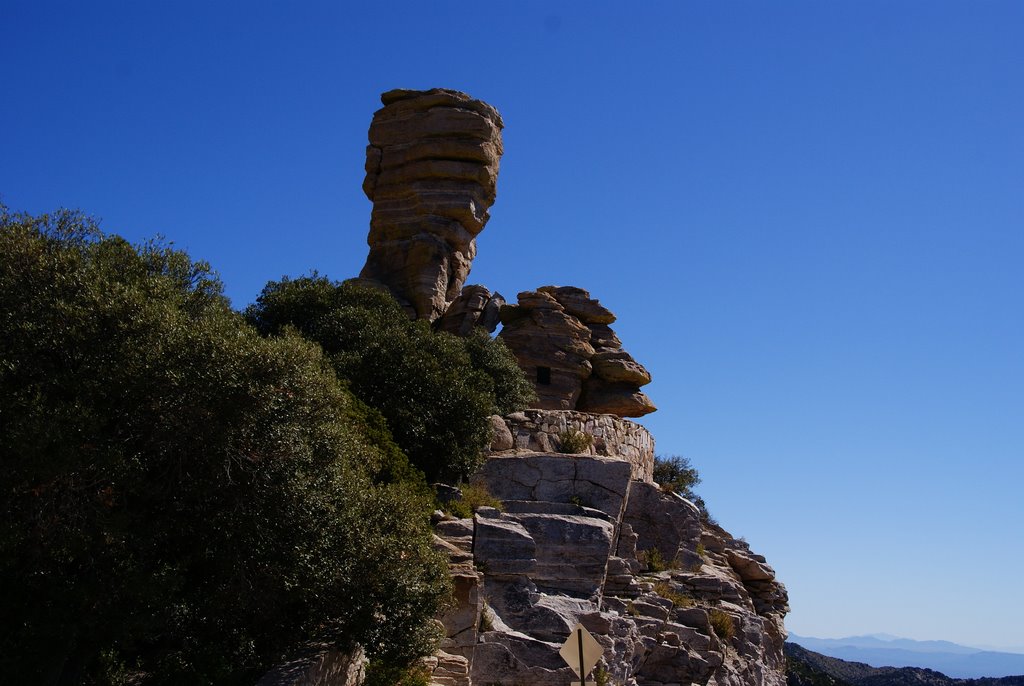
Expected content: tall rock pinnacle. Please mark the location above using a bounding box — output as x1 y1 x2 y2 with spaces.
359 88 504 321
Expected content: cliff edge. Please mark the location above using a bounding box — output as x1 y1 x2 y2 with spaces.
428 411 788 686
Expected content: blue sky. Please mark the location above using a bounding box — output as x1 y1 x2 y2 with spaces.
3 1 1022 651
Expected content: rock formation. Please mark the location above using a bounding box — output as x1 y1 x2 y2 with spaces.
359 88 504 321
499 286 656 417
284 88 790 686
423 414 789 686
435 285 505 336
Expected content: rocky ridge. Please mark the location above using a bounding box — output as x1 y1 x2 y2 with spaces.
785 643 1024 686
425 413 789 686
499 287 656 417
280 88 790 686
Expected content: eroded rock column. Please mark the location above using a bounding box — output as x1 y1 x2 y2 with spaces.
359 88 504 321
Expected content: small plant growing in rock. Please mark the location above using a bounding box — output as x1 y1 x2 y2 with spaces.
569 494 584 507
654 581 694 608
480 601 495 632
625 601 640 617
594 666 612 686
709 608 735 641
643 547 678 572
558 428 593 454
696 542 707 559
446 482 503 519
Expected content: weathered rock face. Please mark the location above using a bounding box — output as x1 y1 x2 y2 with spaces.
427 446 789 686
359 88 503 321
435 284 505 336
492 409 655 481
499 287 656 417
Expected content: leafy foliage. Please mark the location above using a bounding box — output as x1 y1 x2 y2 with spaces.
0 207 449 684
245 275 534 481
445 482 503 519
652 455 701 495
653 454 715 522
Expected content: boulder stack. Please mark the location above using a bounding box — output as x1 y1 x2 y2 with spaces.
499 286 656 417
359 88 504 321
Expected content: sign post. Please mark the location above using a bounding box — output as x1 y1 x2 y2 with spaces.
559 622 602 686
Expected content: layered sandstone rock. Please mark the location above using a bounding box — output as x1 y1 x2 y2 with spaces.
499 287 656 417
359 89 503 321
435 285 505 336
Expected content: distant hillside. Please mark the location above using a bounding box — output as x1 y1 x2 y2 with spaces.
789 634 1024 679
786 642 1024 686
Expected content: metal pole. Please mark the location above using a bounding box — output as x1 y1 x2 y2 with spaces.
578 628 585 684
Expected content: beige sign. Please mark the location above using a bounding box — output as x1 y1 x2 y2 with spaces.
559 623 603 679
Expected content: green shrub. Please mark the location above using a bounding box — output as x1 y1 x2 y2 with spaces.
0 207 449 684
653 455 701 496
653 455 717 523
446 482 503 519
653 582 695 608
641 547 677 573
364 662 432 686
245 276 533 481
709 609 736 641
558 428 593 454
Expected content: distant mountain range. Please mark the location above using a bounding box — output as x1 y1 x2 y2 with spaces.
788 634 1024 680
785 642 1024 686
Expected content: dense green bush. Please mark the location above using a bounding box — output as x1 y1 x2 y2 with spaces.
652 455 701 495
0 207 449 684
652 454 713 521
245 275 534 482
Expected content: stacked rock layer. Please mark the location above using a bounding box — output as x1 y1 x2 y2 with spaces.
360 88 504 321
499 286 656 417
274 88 791 686
423 424 789 686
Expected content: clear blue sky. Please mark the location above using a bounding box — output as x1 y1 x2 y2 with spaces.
3 1 1022 651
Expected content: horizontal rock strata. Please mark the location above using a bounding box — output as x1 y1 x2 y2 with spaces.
491 409 655 481
359 88 503 321
426 447 789 686
499 287 656 418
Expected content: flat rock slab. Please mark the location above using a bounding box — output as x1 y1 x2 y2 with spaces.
475 453 632 519
513 512 615 596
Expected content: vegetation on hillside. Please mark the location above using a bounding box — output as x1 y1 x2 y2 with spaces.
245 275 534 482
0 206 483 684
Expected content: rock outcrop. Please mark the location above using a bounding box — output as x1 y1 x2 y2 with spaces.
494 408 655 481
338 89 788 686
435 285 505 336
499 287 656 417
425 416 789 686
359 88 504 321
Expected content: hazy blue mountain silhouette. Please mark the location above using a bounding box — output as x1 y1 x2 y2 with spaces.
788 634 1024 679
